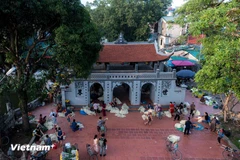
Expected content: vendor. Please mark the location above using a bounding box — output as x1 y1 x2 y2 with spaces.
45 135 52 146
71 119 79 132
34 127 44 142
202 112 210 123
39 114 46 125
169 102 174 115
56 103 63 112
200 96 205 103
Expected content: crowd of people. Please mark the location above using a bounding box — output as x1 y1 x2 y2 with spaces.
142 101 224 146
31 97 226 159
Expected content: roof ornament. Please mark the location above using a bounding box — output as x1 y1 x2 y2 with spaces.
114 33 127 44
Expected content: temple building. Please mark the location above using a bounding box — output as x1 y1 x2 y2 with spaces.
61 34 186 107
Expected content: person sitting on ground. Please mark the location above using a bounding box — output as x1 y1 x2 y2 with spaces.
65 106 72 116
49 109 56 117
200 95 205 104
39 114 46 125
45 135 52 146
202 112 210 124
56 103 63 112
34 127 44 142
71 119 79 132
147 103 153 110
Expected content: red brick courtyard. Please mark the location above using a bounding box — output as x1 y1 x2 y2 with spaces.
31 90 228 160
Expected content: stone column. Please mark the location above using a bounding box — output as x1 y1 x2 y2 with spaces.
135 63 138 73
173 69 176 78
156 69 160 78
159 62 164 71
60 86 66 107
154 63 158 72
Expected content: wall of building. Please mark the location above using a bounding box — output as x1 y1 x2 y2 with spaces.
63 80 185 106
62 71 186 106
150 84 155 103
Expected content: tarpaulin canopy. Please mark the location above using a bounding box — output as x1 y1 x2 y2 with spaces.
167 60 175 67
171 60 195 66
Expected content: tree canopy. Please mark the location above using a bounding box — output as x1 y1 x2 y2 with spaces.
0 0 102 130
86 0 172 41
176 0 240 120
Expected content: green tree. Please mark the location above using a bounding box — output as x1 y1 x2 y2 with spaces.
0 0 102 130
86 0 172 41
176 0 240 122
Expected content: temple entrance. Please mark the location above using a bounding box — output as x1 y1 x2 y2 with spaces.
141 83 155 104
113 83 131 105
90 83 104 102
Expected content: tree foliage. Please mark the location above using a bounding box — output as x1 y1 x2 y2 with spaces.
0 0 102 130
176 0 240 121
86 0 172 41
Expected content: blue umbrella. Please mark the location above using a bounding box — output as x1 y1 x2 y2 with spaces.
176 70 195 78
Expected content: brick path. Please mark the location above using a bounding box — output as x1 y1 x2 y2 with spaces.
29 90 228 160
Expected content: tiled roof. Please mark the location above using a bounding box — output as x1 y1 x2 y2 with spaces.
97 44 170 63
187 34 205 44
162 16 175 22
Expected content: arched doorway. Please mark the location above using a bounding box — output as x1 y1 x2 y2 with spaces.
141 83 155 104
113 82 131 105
90 83 104 102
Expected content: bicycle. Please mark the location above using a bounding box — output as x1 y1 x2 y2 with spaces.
86 144 98 160
166 138 182 160
221 144 240 160
0 148 18 160
1 131 10 146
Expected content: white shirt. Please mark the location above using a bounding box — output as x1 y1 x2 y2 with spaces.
93 103 99 110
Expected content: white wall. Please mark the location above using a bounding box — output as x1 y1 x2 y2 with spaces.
150 84 155 103
63 79 186 106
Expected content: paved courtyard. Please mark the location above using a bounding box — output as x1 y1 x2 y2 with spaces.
32 90 227 160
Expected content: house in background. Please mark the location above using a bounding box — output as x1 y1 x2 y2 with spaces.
157 12 188 49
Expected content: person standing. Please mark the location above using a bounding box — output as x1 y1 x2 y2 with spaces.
97 117 104 132
102 101 106 117
93 135 99 153
190 102 196 118
210 117 217 132
57 127 63 147
184 117 192 135
93 102 99 116
99 133 107 157
217 128 224 145
51 113 57 128
169 102 174 116
67 114 71 125
34 127 44 142
174 106 181 121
